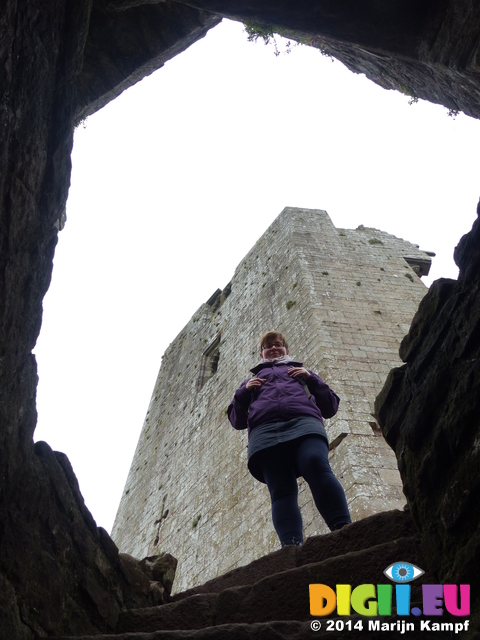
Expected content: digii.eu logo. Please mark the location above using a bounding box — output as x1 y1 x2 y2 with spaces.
309 561 470 618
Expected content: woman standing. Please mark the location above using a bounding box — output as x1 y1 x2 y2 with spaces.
228 331 351 546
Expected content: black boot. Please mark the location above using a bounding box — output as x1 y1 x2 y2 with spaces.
281 536 303 547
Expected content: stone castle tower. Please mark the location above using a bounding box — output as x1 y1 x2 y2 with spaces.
112 207 433 593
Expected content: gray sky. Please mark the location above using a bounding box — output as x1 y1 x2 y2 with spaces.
34 19 480 534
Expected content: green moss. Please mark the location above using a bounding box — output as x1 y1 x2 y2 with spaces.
369 238 383 245
286 300 296 310
398 83 419 104
243 21 334 58
192 514 202 528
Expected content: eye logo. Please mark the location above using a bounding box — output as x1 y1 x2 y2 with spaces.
384 561 424 583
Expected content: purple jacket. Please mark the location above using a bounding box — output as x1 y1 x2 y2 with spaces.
227 360 339 436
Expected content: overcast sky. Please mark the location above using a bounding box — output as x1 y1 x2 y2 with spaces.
33 19 480 535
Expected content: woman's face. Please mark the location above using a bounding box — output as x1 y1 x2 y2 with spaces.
261 339 288 360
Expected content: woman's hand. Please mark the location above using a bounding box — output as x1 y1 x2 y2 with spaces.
246 377 266 390
288 367 311 380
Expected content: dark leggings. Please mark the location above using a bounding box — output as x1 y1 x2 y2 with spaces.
260 436 351 545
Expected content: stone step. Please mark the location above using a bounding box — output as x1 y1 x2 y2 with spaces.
40 621 314 640
46 617 461 640
115 534 429 634
51 510 460 640
171 509 417 602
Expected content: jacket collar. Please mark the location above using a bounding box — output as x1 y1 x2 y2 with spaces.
250 360 303 375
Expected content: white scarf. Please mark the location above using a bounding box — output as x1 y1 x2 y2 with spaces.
259 355 293 365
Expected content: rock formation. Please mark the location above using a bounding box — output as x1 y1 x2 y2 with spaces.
172 0 480 119
75 2 221 122
375 200 480 631
1 0 480 637
52 510 464 639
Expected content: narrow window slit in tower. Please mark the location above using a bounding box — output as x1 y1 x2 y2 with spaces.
197 334 221 390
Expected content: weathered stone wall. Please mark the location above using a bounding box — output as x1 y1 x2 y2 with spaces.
112 207 432 593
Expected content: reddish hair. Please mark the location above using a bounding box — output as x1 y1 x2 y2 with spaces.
259 331 288 352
